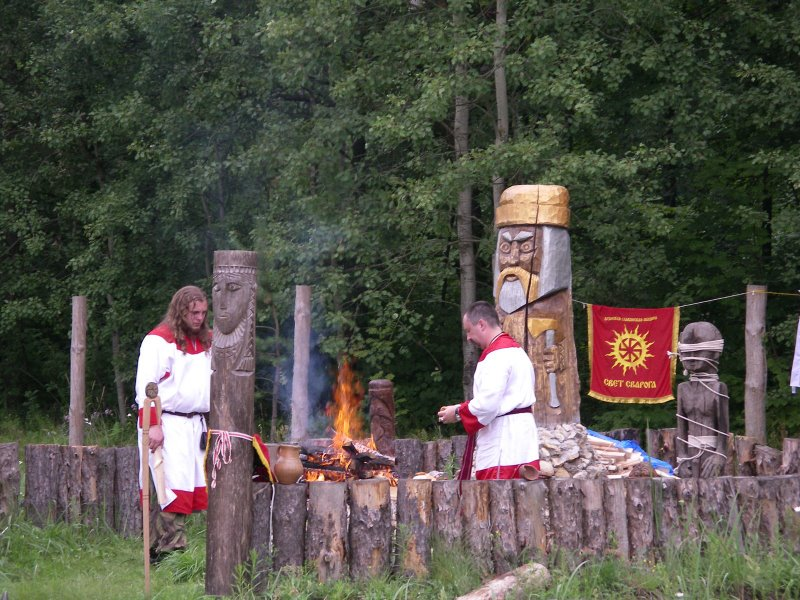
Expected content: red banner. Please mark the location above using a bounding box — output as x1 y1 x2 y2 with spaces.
588 305 679 404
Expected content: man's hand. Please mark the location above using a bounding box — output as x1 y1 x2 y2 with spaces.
543 342 564 374
148 424 164 451
437 405 460 424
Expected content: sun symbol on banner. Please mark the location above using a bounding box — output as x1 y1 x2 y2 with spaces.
605 325 655 375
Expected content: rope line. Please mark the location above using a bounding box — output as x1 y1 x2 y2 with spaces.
209 429 253 489
573 289 800 309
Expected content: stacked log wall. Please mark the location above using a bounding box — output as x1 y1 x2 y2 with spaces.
14 442 800 584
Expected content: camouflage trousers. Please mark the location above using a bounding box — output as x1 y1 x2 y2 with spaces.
148 490 187 553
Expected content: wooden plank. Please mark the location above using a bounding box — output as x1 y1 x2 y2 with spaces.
396 478 432 577
306 482 348 581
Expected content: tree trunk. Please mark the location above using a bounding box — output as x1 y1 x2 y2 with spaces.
58 445 82 523
781 438 800 474
80 445 99 526
744 284 767 443
97 447 116 530
394 438 423 478
436 438 453 472
251 482 273 588
69 296 87 446
290 284 311 441
625 478 654 561
453 9 478 399
114 445 141 537
603 478 629 560
24 444 60 526
491 0 509 210
580 479 606 557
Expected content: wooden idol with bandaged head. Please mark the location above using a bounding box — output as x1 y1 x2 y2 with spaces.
494 185 581 427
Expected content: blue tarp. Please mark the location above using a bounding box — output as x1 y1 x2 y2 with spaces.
587 429 675 476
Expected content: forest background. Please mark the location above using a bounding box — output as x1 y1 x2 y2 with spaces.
2 0 799 445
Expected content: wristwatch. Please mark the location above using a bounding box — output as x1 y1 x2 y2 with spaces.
454 405 461 422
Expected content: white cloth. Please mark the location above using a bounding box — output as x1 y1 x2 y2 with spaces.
136 326 211 512
791 317 800 392
470 345 539 473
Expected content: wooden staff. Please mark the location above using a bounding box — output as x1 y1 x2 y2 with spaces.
141 382 157 597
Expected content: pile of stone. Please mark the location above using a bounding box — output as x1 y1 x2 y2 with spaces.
537 423 607 479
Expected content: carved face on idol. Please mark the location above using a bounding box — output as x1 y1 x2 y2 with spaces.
495 226 542 314
212 276 248 335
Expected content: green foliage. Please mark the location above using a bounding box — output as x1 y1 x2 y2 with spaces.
2 0 800 440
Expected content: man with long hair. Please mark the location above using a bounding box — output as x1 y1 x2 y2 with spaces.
135 285 211 562
438 300 540 480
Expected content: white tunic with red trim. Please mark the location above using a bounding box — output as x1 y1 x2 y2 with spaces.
459 333 539 479
136 324 211 513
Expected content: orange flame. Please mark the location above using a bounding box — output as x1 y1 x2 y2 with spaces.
330 357 365 451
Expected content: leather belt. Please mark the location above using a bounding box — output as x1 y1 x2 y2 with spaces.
162 410 207 419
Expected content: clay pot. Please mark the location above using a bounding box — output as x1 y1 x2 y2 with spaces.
274 443 304 484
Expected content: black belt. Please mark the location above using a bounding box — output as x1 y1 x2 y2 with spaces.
162 410 207 419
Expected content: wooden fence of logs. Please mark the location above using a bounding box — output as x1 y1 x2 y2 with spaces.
4 439 800 583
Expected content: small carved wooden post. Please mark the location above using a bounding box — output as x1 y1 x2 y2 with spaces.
206 250 258 597
368 379 395 456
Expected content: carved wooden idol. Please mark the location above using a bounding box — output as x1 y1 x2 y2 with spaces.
494 185 581 427
368 379 396 456
206 250 258 596
675 321 729 478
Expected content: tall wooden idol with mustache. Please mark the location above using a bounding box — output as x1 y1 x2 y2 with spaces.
494 185 581 427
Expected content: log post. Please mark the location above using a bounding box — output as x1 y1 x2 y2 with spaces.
676 478 700 541
645 428 677 466
0 443 19 523
251 482 273 588
24 444 60 526
549 478 583 560
272 483 308 571
432 480 462 549
422 441 438 473
349 479 392 580
306 482 348 581
68 296 87 447
744 284 767 443
290 284 311 441
603 479 629 560
732 435 758 476
754 444 782 476
452 435 468 474
460 481 493 576
368 379 395 456
732 476 761 542
657 478 681 550
513 479 549 560
625 478 654 561
394 439 423 478
206 250 258 597
80 445 99 526
697 477 733 532
397 478 432 577
58 445 82 523
114 446 141 537
489 480 519 574
758 476 782 543
781 438 800 474
436 438 453 473
97 447 116 530
580 479 606 557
